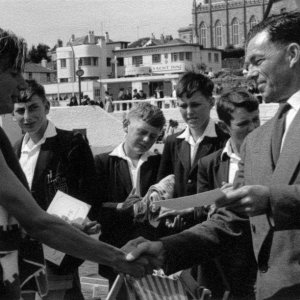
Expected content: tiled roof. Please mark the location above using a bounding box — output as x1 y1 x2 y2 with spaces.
164 38 187 45
67 35 112 46
24 63 55 73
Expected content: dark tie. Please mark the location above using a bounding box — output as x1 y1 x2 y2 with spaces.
271 102 291 167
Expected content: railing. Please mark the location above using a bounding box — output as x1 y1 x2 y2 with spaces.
112 97 177 112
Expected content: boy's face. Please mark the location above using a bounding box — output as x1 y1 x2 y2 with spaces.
177 91 213 131
124 118 161 158
225 107 260 148
13 95 50 136
0 68 26 114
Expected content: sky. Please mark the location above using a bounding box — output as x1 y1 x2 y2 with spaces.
0 0 193 48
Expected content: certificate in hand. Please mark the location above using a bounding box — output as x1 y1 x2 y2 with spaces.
154 188 225 210
43 190 91 266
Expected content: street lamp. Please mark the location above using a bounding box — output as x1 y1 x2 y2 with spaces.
76 58 84 104
69 38 76 96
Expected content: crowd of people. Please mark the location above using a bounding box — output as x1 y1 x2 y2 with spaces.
1 10 300 300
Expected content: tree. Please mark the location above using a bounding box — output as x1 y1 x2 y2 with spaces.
27 43 50 63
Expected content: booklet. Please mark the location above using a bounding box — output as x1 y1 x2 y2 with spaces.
154 188 225 210
43 190 91 266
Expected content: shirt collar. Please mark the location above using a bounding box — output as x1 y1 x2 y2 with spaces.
287 89 300 112
221 139 240 161
177 118 217 142
22 120 57 151
109 142 155 163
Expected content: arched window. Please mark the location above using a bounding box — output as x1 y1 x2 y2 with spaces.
249 15 257 30
232 18 239 45
199 22 207 48
215 20 222 48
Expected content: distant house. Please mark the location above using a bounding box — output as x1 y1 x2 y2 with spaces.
24 61 56 84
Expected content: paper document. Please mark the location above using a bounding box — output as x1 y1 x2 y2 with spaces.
154 188 225 210
43 191 91 265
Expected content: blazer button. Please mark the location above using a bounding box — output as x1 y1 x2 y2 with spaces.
187 179 192 184
251 224 256 234
260 265 269 273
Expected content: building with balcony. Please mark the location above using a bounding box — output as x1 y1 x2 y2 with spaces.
192 0 297 49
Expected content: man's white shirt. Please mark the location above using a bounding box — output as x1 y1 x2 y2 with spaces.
19 121 57 189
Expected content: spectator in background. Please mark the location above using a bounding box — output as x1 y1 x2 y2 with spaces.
68 96 78 106
138 90 146 99
104 91 114 112
133 89 140 100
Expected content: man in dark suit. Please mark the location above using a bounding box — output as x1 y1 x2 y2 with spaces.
94 102 166 292
13 80 99 300
124 12 300 300
157 71 228 199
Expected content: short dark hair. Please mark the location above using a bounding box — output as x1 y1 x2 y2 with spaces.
176 71 214 99
246 11 300 47
17 79 47 104
216 88 259 126
0 28 26 72
126 102 166 129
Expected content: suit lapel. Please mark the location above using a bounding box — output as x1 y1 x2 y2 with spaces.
213 156 229 188
116 158 132 195
272 108 300 184
177 139 191 173
31 137 55 191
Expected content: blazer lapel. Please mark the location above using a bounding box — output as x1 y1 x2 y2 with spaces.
177 139 191 173
31 138 55 191
272 108 300 184
213 156 229 188
116 158 132 195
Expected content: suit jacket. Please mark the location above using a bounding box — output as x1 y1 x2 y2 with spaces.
157 124 228 198
233 106 300 299
14 128 98 273
196 149 257 298
94 152 161 248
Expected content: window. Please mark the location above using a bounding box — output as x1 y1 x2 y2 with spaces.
200 23 207 48
215 20 222 48
132 56 143 66
249 16 257 30
60 59 66 68
94 89 100 97
179 52 184 61
232 18 239 45
47 73 50 82
81 57 91 66
152 54 161 64
171 53 178 62
214 53 219 63
185 52 192 61
60 78 68 83
93 57 99 66
208 53 212 63
28 72 32 79
117 57 124 66
107 57 111 67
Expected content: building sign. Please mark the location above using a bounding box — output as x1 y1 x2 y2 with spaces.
125 66 151 76
151 63 185 74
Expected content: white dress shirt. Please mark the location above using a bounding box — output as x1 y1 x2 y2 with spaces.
221 139 241 184
109 143 155 196
19 121 57 189
177 118 217 166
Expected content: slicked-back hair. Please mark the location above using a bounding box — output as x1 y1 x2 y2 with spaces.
216 88 259 126
17 79 48 104
126 102 166 130
176 71 214 99
0 28 26 72
246 11 300 47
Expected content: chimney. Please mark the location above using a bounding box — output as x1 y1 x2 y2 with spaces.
57 39 63 47
88 31 95 44
105 32 110 42
160 34 165 43
41 59 47 68
71 34 75 42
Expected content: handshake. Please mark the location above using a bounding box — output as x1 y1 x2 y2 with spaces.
115 237 166 278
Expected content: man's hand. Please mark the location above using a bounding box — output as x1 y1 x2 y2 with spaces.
157 207 194 219
123 237 165 270
70 218 101 235
217 185 270 217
